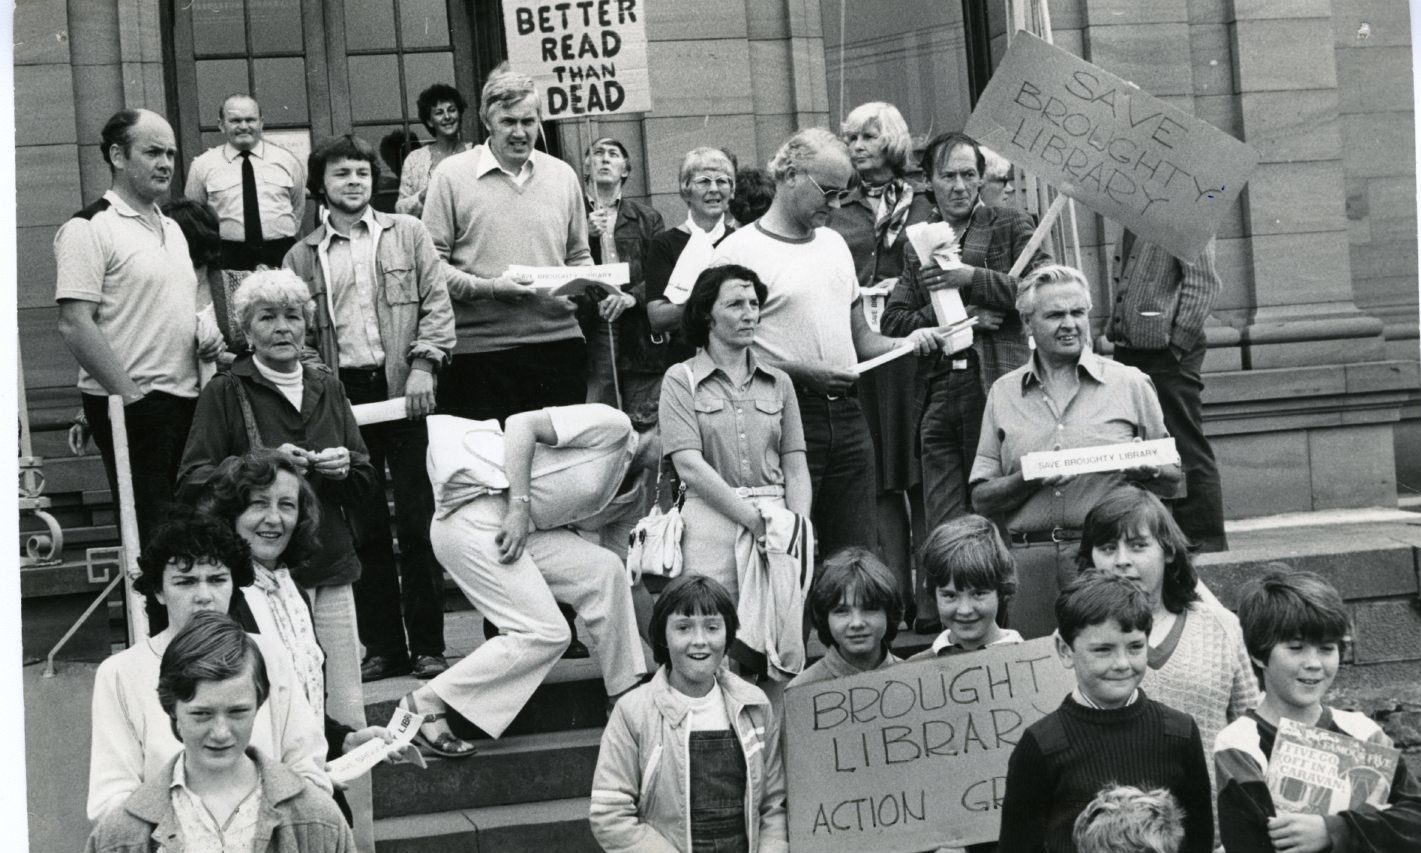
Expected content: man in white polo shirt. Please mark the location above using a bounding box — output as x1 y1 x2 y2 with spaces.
712 128 945 561
56 109 221 545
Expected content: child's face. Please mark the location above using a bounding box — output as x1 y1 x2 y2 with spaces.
157 558 234 632
174 669 259 777
1257 638 1339 717
1090 526 1169 608
936 581 1001 648
665 610 727 694
1057 620 1148 709
827 594 889 663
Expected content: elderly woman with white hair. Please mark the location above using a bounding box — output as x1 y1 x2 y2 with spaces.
827 101 937 630
177 268 376 745
969 264 1180 639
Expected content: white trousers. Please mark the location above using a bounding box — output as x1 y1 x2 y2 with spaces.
428 495 649 737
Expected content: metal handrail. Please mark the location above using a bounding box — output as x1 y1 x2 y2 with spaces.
42 547 126 677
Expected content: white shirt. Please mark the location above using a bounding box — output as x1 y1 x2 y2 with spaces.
474 144 535 187
317 206 386 368
185 140 306 241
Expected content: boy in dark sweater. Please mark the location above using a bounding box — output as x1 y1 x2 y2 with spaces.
998 571 1213 853
1214 567 1421 853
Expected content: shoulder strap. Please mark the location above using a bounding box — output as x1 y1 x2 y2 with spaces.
1032 713 1071 755
231 377 265 449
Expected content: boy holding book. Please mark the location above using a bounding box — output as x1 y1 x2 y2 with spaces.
1214 567 1421 852
997 571 1213 853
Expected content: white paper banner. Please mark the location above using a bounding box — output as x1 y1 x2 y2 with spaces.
326 706 425 786
1020 438 1179 481
508 263 630 289
351 397 408 426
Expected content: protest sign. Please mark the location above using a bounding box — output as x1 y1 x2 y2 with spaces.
1019 438 1180 481
964 32 1257 260
500 0 651 118
1267 717 1399 815
784 637 1075 853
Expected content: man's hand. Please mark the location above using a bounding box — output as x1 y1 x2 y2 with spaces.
919 263 975 291
797 363 858 396
904 327 946 355
495 501 531 564
275 443 312 474
1267 812 1331 853
489 272 535 301
588 208 616 238
196 333 226 362
310 446 351 480
966 305 1005 331
598 291 636 322
404 369 437 419
1041 473 1076 488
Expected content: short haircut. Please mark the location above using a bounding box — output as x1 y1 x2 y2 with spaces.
305 133 382 201
480 61 540 123
100 109 144 166
1073 785 1185 853
1016 263 1093 319
158 610 270 740
981 145 1012 182
842 101 913 175
767 127 848 183
162 198 222 269
416 82 468 134
920 131 986 180
1236 566 1351 667
1077 486 1200 614
219 94 260 122
810 547 902 648
197 448 323 569
730 167 776 225
585 136 631 184
1057 569 1154 646
135 512 253 634
680 264 768 349
678 147 736 197
919 514 1017 599
651 575 739 668
232 268 315 336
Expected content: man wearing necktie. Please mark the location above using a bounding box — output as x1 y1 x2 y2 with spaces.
185 94 306 270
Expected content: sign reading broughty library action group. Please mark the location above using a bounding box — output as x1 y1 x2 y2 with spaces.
965 32 1257 260
500 0 651 118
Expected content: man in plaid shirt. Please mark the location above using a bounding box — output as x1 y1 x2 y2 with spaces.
1107 231 1226 551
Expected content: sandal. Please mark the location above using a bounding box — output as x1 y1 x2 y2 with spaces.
399 691 477 759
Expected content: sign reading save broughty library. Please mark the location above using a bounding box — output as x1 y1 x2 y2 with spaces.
965 32 1257 260
500 0 651 119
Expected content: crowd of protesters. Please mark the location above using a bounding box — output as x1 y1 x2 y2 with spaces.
60 60 1418 853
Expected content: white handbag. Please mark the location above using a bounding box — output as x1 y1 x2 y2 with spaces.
625 467 686 585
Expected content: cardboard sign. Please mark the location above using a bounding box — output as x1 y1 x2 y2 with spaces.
964 32 1257 260
784 638 1075 853
500 0 651 118
1020 438 1179 480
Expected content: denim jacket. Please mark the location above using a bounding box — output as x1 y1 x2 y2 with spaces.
590 666 788 853
283 210 454 396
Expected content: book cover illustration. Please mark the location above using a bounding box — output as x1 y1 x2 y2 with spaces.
1267 717 1399 815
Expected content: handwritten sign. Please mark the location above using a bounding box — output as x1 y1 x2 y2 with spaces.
784 638 1075 853
964 32 1257 260
501 0 651 118
1020 438 1179 481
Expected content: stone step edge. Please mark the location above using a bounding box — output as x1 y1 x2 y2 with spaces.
374 796 591 842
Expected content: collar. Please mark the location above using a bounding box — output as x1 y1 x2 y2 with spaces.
302 206 394 247
688 348 770 387
680 212 727 242
127 749 304 826
102 189 164 221
475 144 534 180
649 666 768 727
222 140 266 162
1019 348 1108 393
585 187 624 212
1073 686 1141 709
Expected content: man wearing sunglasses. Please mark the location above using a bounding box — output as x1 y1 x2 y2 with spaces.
712 128 947 559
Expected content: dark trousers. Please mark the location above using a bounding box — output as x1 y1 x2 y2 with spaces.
342 368 446 660
82 391 197 548
1115 340 1228 552
795 392 879 559
436 338 588 424
920 353 986 532
220 237 296 272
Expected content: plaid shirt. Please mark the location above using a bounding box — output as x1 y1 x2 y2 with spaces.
882 202 1051 386
1108 231 1221 354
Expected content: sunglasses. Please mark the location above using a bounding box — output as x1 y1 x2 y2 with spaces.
800 169 854 204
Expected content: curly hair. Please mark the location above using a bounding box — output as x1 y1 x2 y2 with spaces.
767 127 848 183
305 133 382 202
842 101 913 176
135 511 253 634
416 82 468 135
1073 785 1185 853
161 198 223 270
197 448 323 570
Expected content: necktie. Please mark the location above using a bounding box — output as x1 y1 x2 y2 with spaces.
239 150 263 244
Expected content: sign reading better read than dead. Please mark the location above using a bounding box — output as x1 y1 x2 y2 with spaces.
785 638 1075 853
500 0 651 118
964 32 1257 260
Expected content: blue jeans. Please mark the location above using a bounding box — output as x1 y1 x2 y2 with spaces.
919 353 986 531
794 392 879 559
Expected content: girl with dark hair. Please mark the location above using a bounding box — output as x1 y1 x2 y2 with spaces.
1078 485 1259 810
590 575 788 853
658 265 811 608
790 546 903 686
396 82 471 217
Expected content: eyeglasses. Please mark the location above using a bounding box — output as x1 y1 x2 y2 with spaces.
800 170 854 204
689 176 733 192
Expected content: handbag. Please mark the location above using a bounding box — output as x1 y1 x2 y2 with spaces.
625 465 686 585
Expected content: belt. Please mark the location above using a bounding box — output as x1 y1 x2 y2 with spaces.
1008 527 1082 546
795 384 858 401
338 365 386 384
733 485 785 498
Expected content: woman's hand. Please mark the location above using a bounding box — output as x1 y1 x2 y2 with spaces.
310 446 351 480
276 442 312 474
341 726 422 766
495 501 531 564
